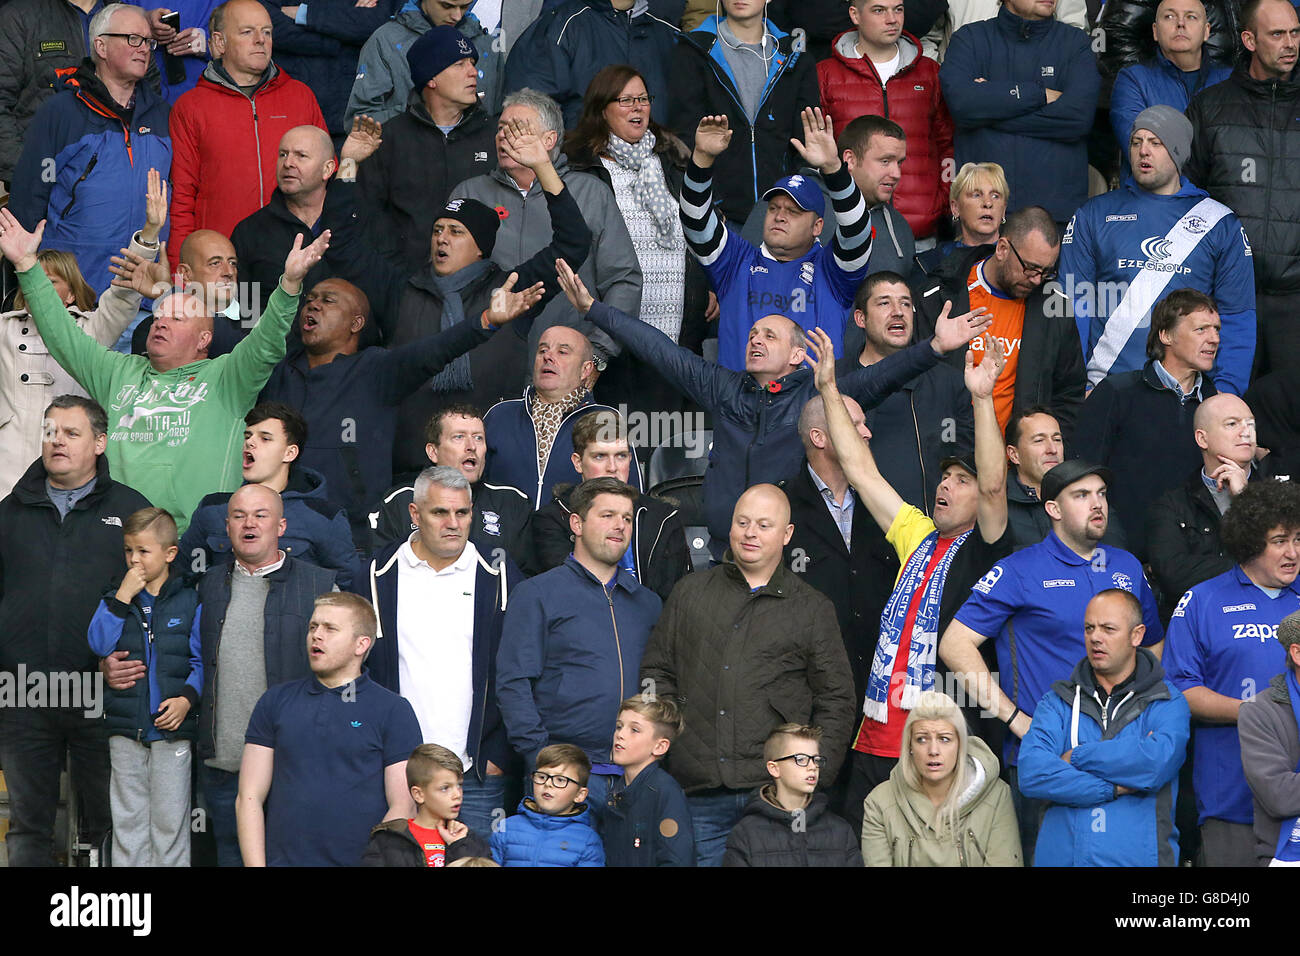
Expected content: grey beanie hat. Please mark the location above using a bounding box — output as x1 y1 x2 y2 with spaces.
1131 104 1193 172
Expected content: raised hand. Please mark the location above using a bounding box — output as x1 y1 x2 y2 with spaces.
964 333 1005 400
1209 455 1249 495
142 167 168 241
500 116 551 171
555 258 595 314
340 114 383 164
282 230 331 290
110 245 172 298
485 272 545 326
804 327 839 395
692 115 733 165
165 26 205 56
930 299 992 355
791 107 840 175
0 208 44 270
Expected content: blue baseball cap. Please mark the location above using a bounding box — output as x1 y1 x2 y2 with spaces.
762 173 825 218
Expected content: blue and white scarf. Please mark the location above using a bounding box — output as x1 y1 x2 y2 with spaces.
1271 668 1300 865
864 528 972 723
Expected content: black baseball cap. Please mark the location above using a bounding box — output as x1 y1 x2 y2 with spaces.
1040 460 1114 503
939 454 977 478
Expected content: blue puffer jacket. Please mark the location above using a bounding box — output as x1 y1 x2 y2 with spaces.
505 0 681 128
1109 50 1230 175
1018 649 1191 867
939 6 1099 223
482 388 644 509
10 60 171 294
179 466 359 590
490 798 605 867
497 556 662 769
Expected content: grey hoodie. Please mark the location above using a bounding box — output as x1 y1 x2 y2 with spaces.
1239 672 1300 864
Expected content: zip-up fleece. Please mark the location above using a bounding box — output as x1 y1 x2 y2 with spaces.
667 14 820 223
497 555 663 768
167 59 327 271
1017 648 1191 866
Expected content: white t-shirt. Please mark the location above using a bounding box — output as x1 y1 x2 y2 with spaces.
872 47 903 85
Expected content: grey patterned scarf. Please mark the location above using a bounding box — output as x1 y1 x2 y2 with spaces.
427 258 494 393
604 129 677 248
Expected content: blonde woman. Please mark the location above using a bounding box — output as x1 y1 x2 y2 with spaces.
861 691 1022 866
917 162 1008 274
0 168 167 497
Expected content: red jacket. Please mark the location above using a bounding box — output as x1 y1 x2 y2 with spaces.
167 61 326 271
818 30 953 239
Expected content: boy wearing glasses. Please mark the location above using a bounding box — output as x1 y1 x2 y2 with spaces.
913 205 1085 440
490 743 604 867
602 696 695 867
723 725 862 867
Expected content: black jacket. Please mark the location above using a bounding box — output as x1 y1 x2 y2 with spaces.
779 460 899 705
1097 0 1241 89
913 245 1086 440
0 454 149 675
360 818 489 866
195 556 339 761
835 353 974 512
371 480 536 574
357 99 497 275
1186 67 1300 294
667 25 821 223
1144 464 1283 619
722 787 863 867
531 482 691 602
1073 362 1216 561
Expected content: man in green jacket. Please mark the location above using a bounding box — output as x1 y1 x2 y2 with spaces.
0 207 329 532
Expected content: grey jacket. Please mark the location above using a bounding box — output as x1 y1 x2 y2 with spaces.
344 4 520 126
1239 672 1300 864
450 155 642 362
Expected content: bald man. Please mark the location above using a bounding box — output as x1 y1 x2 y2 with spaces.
558 259 991 559
230 125 370 330
639 483 856 866
260 271 547 541
1147 392 1284 618
0 205 329 531
132 230 249 357
168 0 328 271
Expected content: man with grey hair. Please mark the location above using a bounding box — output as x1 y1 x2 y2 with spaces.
450 87 641 371
358 23 498 274
10 1 172 294
367 463 524 835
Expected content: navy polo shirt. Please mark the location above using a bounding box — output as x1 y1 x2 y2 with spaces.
1163 566 1299 825
954 531 1164 766
245 671 423 866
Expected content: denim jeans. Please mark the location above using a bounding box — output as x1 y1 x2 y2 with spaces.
460 773 509 838
198 763 242 867
0 705 110 867
686 788 753 867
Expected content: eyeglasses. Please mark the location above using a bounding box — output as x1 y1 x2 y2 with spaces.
1005 239 1058 281
773 753 827 768
531 771 580 789
613 94 654 109
101 33 158 49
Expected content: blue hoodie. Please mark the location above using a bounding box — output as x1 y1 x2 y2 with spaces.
1059 176 1255 394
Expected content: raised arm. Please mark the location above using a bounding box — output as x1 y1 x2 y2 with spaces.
790 108 872 290
965 334 1009 543
806 327 905 533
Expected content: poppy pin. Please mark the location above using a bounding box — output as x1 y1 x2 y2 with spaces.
767 381 783 393
495 205 509 220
